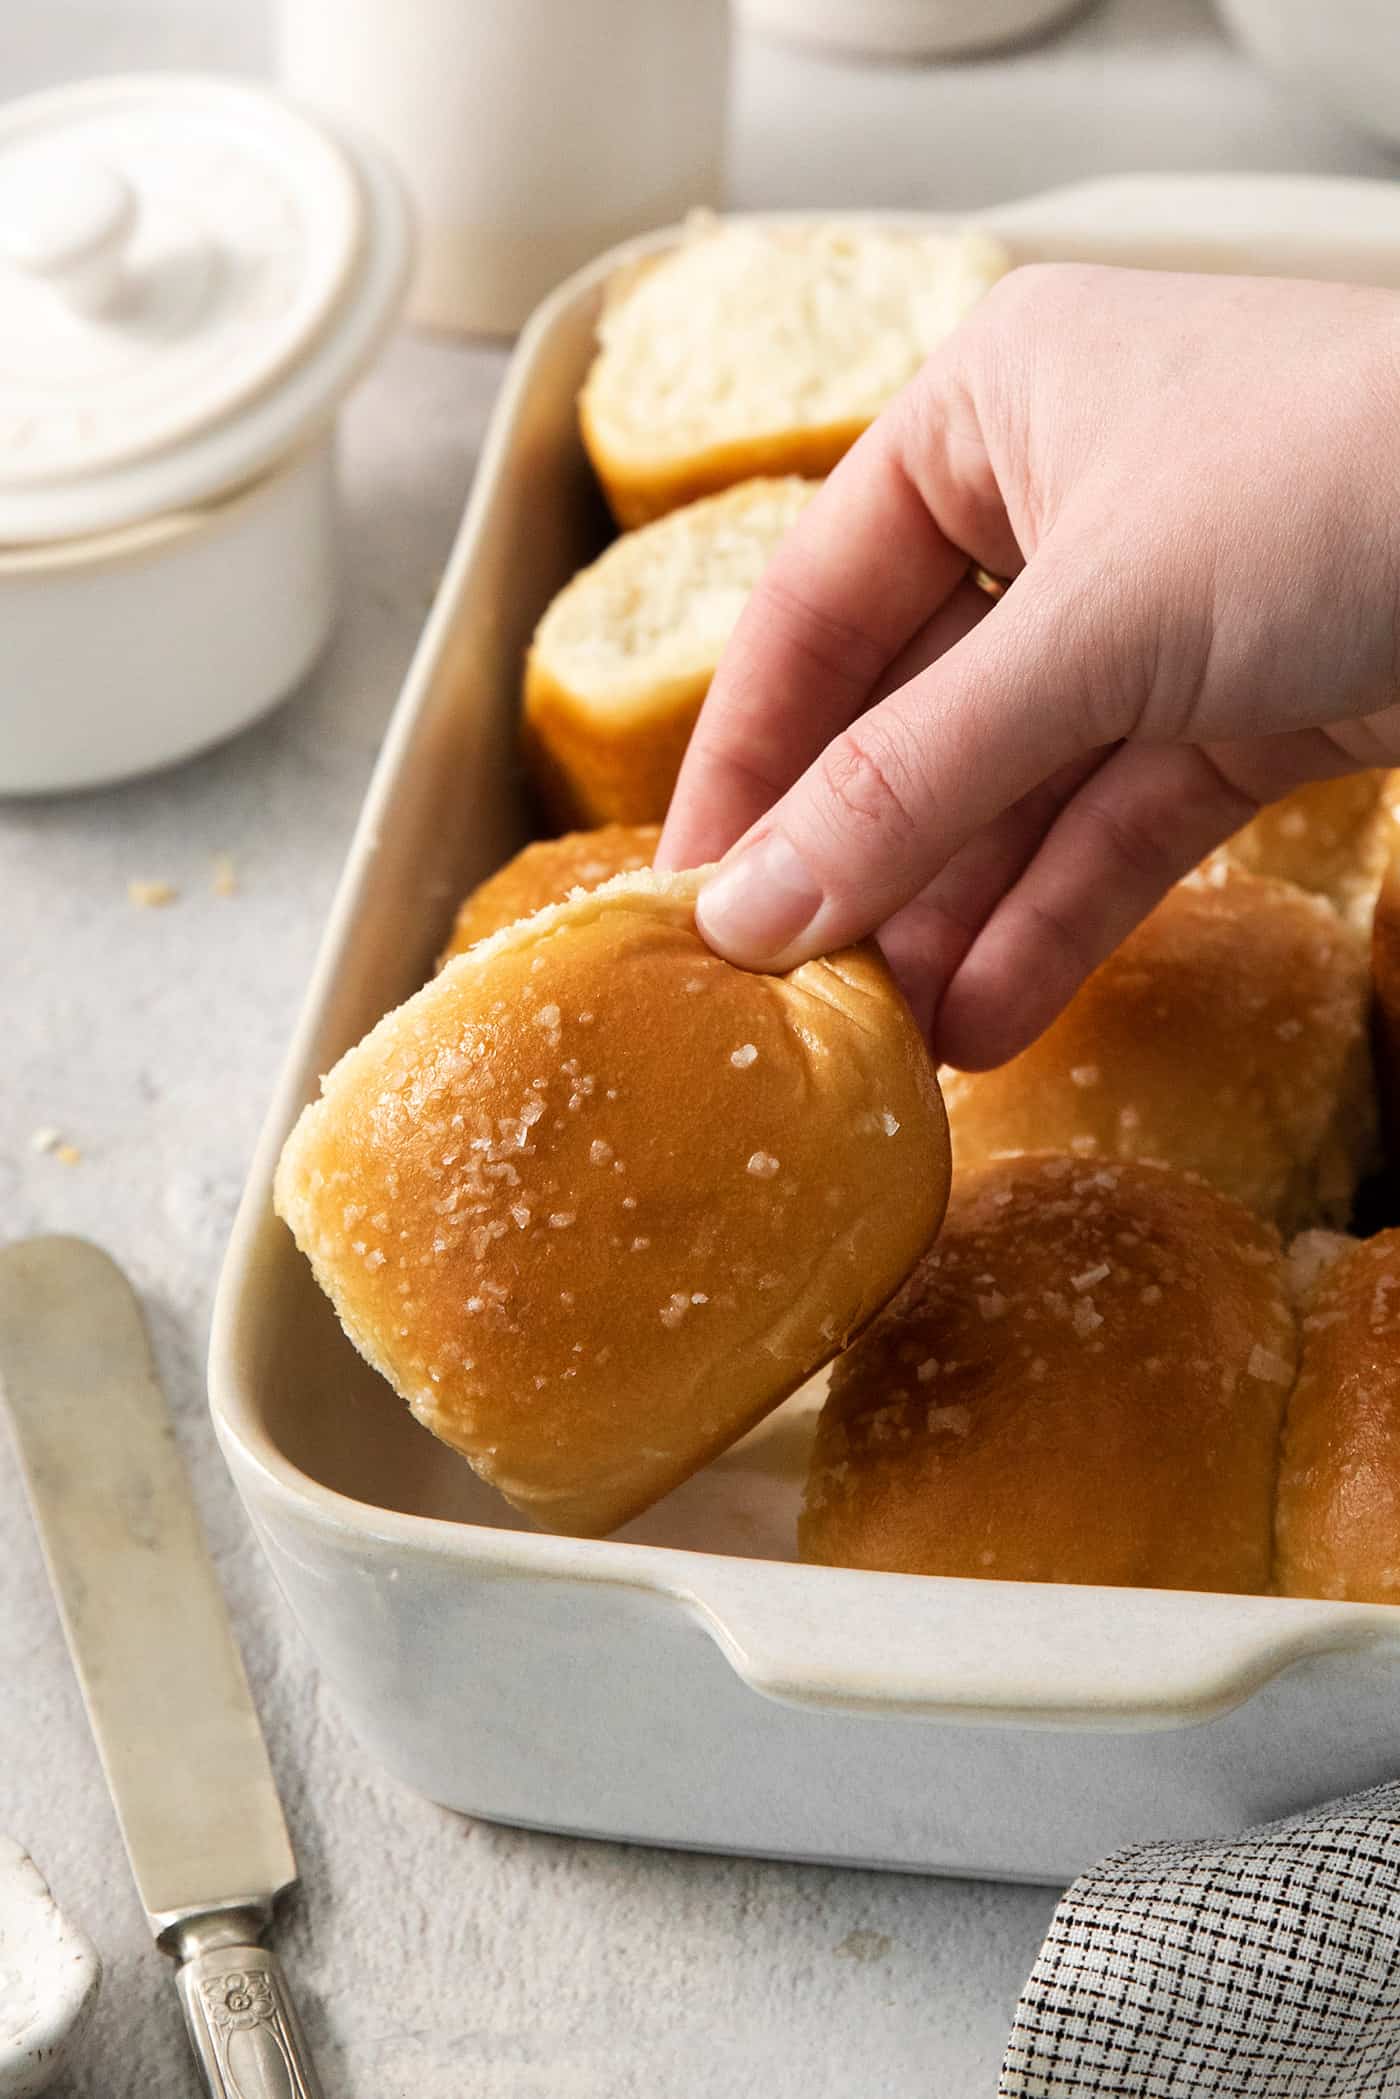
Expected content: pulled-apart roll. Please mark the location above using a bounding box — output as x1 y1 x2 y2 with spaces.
277 869 950 1536
942 866 1376 1234
579 221 1008 526
522 477 816 827
800 1154 1295 1594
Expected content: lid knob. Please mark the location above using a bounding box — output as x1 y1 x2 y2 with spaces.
0 149 138 315
0 74 410 544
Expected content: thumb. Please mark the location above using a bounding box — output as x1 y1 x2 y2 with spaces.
694 559 1123 971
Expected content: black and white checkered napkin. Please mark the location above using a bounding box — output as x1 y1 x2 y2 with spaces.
1000 1780 1400 2098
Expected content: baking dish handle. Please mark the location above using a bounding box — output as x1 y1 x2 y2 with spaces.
677 1561 1400 1731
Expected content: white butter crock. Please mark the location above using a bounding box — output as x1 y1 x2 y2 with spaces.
213 178 1400 1885
0 76 410 796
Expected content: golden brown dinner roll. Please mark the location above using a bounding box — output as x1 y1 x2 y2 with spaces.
942 866 1377 1235
1368 780 1400 1160
580 221 1008 526
1275 1227 1400 1603
1218 771 1396 930
438 824 659 963
800 1154 1295 1593
277 868 951 1536
523 478 816 827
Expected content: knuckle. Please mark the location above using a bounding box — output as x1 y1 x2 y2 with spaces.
979 260 1099 332
1014 554 1140 745
1190 747 1263 830
815 722 924 846
885 892 983 998
982 260 1052 322
686 632 814 797
692 740 788 813
1011 892 1099 992
1072 791 1177 892
754 571 889 690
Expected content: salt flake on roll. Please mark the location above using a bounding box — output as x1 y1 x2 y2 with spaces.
276 867 950 1535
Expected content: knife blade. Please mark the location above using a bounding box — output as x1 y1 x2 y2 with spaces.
0 1235 324 2099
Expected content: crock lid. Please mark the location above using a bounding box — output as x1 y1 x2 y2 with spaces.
0 75 410 544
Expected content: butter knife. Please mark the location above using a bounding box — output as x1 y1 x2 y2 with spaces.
0 1235 324 2099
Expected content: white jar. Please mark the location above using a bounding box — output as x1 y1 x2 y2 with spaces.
736 0 1084 60
1214 0 1400 151
0 75 410 795
277 0 731 336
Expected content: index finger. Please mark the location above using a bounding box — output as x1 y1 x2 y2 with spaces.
656 363 1015 871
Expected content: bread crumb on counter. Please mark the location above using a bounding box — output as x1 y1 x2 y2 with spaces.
30 1127 81 1164
212 853 239 897
128 879 178 909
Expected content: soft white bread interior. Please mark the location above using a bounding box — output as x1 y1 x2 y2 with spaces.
523 477 816 827
276 868 951 1537
800 1153 1294 1593
439 823 659 963
941 865 1377 1235
1276 1225 1400 1603
580 220 1010 526
1217 771 1398 931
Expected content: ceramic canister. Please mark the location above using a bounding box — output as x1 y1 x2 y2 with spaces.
0 75 410 794
277 0 731 336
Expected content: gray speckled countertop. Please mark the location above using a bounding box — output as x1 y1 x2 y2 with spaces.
0 5 1391 2094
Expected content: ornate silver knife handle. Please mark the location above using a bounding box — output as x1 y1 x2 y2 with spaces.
170 1909 324 2099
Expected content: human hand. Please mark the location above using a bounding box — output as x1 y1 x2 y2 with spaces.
656 265 1400 1066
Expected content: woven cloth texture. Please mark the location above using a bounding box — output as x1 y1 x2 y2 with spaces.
1001 1780 1400 2098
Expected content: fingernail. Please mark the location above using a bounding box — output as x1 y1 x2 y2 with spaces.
696 833 823 965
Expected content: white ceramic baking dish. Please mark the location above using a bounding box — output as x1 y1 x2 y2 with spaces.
211 176 1400 1885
